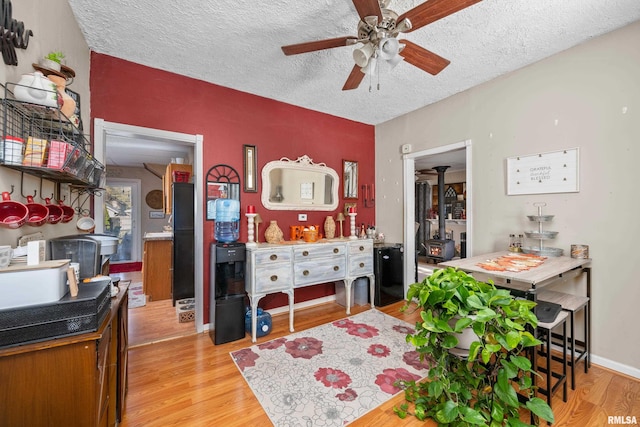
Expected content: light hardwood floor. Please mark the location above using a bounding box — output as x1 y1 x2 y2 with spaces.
111 271 197 348
119 300 640 427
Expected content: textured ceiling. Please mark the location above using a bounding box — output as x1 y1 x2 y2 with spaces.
68 0 640 127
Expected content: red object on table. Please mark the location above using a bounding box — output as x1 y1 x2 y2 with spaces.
247 205 256 213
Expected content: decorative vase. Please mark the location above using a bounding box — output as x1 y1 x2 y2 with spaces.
47 75 76 119
324 215 336 239
264 220 284 244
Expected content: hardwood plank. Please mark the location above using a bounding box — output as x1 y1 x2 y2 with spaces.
119 301 640 427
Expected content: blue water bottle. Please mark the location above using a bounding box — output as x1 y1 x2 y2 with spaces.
213 198 240 242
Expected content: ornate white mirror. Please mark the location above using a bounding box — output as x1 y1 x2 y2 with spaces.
261 155 339 211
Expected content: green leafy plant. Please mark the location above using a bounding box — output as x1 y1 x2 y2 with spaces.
394 267 554 426
45 51 65 64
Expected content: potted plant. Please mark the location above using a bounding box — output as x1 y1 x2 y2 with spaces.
39 51 65 71
395 267 554 426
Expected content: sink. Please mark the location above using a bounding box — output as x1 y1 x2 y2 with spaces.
86 234 119 256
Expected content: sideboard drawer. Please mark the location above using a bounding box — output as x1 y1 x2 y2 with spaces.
348 240 373 255
293 243 346 261
294 258 346 286
254 264 293 293
254 247 292 265
349 254 373 276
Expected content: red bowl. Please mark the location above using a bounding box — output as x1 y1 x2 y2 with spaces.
25 196 49 227
58 200 75 223
0 191 28 229
45 198 63 224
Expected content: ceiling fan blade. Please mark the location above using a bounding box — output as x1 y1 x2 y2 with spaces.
399 40 451 75
352 0 383 21
282 36 357 55
342 65 366 91
398 0 482 33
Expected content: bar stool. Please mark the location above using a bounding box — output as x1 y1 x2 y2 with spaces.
536 310 569 407
537 289 590 389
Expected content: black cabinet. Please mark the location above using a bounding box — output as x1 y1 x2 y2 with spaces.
374 243 404 306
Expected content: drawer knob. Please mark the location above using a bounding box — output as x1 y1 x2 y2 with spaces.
359 262 365 268
303 250 309 256
270 275 278 282
333 248 339 254
303 270 309 276
333 266 339 271
270 254 278 261
359 246 364 251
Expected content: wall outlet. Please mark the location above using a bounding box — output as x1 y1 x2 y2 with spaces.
298 213 307 221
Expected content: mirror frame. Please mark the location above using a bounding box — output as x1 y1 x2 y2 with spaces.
261 155 339 211
343 159 358 200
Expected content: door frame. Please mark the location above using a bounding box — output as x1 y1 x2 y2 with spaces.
93 119 206 333
104 177 142 263
402 139 473 288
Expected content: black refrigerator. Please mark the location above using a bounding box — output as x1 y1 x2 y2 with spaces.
172 182 195 305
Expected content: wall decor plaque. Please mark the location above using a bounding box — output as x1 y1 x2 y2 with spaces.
506 148 579 195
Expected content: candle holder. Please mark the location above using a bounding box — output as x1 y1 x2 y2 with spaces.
348 212 357 240
246 213 257 246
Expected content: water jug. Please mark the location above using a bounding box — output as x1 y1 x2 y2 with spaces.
213 198 240 242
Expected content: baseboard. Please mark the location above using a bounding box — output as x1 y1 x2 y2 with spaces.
590 354 640 379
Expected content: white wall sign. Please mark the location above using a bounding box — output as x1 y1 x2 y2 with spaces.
506 148 579 195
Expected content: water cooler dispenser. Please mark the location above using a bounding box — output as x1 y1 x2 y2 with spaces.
209 196 246 344
209 242 246 344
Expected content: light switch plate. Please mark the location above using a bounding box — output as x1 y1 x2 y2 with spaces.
298 213 307 221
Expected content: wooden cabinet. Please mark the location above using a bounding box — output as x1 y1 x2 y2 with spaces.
143 238 173 301
163 163 192 214
0 286 129 427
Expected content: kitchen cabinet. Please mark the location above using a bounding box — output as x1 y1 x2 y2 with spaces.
0 285 129 427
245 239 375 342
163 163 192 214
143 236 173 301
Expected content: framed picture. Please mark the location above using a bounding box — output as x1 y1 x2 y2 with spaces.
149 211 165 219
244 145 257 192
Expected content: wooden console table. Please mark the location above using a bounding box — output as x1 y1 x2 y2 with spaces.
245 239 375 342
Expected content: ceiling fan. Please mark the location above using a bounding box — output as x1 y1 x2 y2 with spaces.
281 0 482 90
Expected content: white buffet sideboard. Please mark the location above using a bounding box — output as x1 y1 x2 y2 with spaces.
245 239 375 342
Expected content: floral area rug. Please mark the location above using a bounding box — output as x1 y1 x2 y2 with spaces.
230 309 431 426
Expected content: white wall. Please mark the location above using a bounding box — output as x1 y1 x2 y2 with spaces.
0 0 91 246
376 21 640 373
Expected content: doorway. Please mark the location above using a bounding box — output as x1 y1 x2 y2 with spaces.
93 120 205 340
402 140 473 287
104 178 141 263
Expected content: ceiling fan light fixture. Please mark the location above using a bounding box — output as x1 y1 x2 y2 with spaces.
353 42 375 67
361 55 378 76
378 37 400 60
386 53 404 69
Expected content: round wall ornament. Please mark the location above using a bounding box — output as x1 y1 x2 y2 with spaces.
145 190 163 209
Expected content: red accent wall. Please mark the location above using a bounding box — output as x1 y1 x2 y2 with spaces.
90 53 375 322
